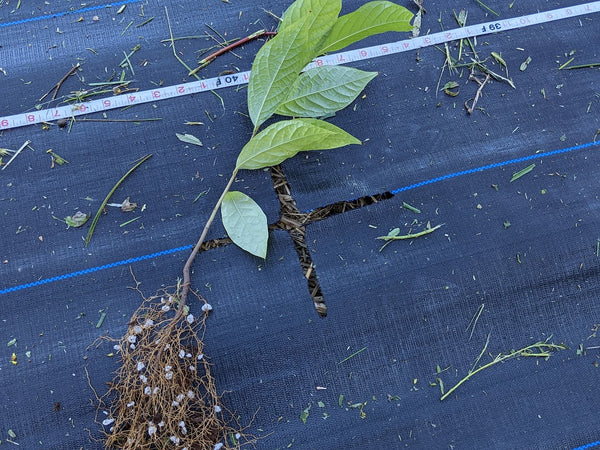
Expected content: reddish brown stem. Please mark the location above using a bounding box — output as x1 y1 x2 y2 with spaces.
190 30 277 75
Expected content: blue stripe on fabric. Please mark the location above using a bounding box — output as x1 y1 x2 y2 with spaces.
0 0 141 28
572 441 600 450
1 139 599 295
0 244 192 295
391 140 599 194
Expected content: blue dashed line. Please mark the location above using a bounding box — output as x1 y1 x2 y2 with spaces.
391 141 599 194
1 139 599 295
0 244 192 295
0 0 141 28
572 441 600 450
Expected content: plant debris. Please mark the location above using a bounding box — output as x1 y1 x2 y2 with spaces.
65 211 90 228
176 133 203 147
510 163 535 182
440 335 566 401
377 222 444 251
85 155 152 246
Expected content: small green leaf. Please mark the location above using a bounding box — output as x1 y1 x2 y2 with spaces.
510 163 535 182
276 66 377 118
491 51 507 68
65 211 90 228
388 227 400 237
319 1 413 54
520 56 532 72
442 81 460 97
236 118 360 170
248 0 340 129
300 404 311 424
221 191 268 258
176 133 203 146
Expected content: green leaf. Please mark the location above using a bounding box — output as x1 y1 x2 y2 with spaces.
276 66 377 118
221 191 268 258
299 404 311 424
236 118 361 170
175 133 203 146
319 1 414 54
247 0 340 129
65 211 90 228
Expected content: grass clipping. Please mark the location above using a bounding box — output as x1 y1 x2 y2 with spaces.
98 286 248 449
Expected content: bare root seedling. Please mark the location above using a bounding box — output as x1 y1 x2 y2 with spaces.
98 284 252 449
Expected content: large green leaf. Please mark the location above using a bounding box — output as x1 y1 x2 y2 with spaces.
247 0 340 129
221 191 268 258
276 66 377 118
236 118 361 170
319 1 414 54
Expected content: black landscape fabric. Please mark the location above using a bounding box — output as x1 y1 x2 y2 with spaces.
1 0 600 449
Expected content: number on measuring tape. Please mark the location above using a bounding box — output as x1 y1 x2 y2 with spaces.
482 23 502 32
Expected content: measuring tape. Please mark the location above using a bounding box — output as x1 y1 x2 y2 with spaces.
1 2 598 131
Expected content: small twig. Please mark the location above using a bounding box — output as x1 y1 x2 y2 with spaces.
164 7 200 80
470 60 514 88
85 154 152 246
164 7 233 109
204 31 243 60
377 223 444 251
565 62 600 70
39 63 80 101
440 337 566 401
474 0 499 16
465 72 490 114
469 332 490 373
205 23 228 43
338 347 367 364
466 303 485 340
190 29 277 75
1 140 31 171
262 8 282 22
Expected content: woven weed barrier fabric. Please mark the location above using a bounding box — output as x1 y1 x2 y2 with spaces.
1 0 599 449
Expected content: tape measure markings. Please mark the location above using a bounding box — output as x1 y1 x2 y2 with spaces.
1 2 599 131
